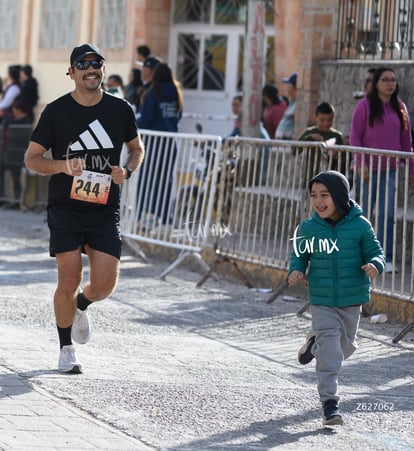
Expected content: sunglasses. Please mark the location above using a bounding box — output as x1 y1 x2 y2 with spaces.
73 60 104 70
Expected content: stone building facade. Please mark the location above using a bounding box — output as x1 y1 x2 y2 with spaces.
0 1 411 138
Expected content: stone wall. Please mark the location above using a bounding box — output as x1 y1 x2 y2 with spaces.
318 60 414 140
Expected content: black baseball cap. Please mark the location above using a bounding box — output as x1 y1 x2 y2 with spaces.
282 72 297 87
70 44 105 66
136 55 161 69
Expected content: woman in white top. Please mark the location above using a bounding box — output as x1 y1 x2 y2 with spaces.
0 65 22 123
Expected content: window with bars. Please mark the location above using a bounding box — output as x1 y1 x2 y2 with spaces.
96 0 127 49
173 0 274 25
39 0 79 49
0 0 19 50
176 33 227 90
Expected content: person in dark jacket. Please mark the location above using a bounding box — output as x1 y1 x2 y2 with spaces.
288 170 385 427
135 55 160 114
136 63 183 225
17 65 39 122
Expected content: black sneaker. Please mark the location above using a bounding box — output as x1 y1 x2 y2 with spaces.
323 399 343 426
298 332 315 364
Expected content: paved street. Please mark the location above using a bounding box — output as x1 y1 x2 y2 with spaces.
1 208 414 451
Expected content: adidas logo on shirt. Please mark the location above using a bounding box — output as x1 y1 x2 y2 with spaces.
69 120 113 152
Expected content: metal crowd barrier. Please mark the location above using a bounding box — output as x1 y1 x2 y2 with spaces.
196 138 321 286
0 124 32 207
0 124 48 210
195 136 414 305
120 129 221 278
324 142 414 301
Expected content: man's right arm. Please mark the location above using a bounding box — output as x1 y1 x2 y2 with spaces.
24 141 84 177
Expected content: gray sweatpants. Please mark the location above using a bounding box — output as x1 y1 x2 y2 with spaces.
310 304 361 403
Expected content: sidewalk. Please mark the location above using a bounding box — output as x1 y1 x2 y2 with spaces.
0 365 151 450
1 208 414 451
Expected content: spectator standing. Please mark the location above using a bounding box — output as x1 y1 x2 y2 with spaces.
17 65 39 122
225 95 270 185
125 68 143 112
137 62 183 225
134 45 151 109
3 99 32 126
24 43 145 373
289 170 385 426
0 65 22 124
353 67 376 100
298 102 347 179
105 74 125 99
137 62 183 132
275 72 297 140
350 66 414 272
363 67 376 95
226 95 269 140
298 102 343 146
135 55 161 114
136 45 151 64
262 84 287 138
228 95 243 136
2 100 33 206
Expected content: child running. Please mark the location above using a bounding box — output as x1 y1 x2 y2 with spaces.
288 170 385 426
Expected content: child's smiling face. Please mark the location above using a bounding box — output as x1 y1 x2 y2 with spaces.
310 182 340 221
315 112 334 133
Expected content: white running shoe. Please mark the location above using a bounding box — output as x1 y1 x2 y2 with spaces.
58 345 82 373
72 308 91 344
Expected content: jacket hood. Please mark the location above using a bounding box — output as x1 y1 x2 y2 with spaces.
309 170 352 217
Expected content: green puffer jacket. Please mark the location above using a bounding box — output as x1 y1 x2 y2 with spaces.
288 201 385 307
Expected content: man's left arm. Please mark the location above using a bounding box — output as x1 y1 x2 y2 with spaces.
111 134 145 184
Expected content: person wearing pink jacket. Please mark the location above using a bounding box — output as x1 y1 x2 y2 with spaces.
350 67 414 272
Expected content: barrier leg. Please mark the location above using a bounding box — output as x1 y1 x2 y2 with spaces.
196 259 221 287
266 280 310 316
160 249 216 281
230 259 254 288
123 237 148 263
159 249 205 280
296 301 310 316
190 252 219 281
197 254 253 288
392 319 414 344
266 279 289 304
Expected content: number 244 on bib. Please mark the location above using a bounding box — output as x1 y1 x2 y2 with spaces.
70 170 111 205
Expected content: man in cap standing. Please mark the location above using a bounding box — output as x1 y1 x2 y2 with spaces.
24 43 145 373
275 72 297 140
135 55 161 114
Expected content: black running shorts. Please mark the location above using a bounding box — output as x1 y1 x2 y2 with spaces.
47 203 122 259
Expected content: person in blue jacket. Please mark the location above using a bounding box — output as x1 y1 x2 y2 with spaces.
288 170 385 427
136 63 183 225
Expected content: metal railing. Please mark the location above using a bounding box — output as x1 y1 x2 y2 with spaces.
120 129 222 278
196 136 414 303
335 0 414 60
0 124 44 209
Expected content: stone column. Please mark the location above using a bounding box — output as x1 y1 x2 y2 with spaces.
274 0 337 138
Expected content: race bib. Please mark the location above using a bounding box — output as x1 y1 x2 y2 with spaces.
70 170 111 205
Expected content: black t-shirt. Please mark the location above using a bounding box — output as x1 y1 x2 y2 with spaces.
31 92 138 207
